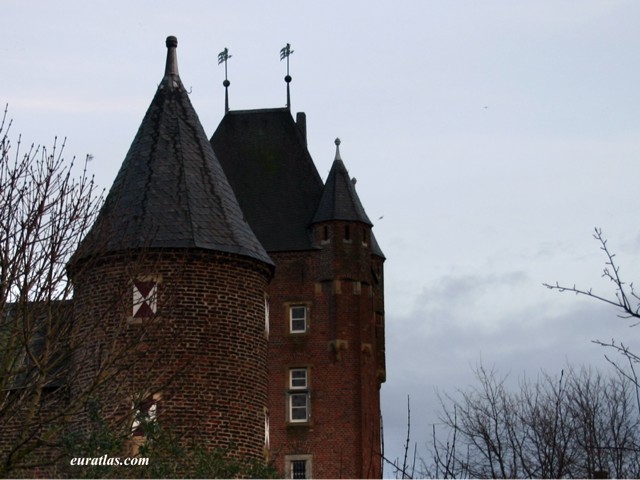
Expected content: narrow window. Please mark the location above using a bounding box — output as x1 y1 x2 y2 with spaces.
131 395 158 437
344 225 350 241
128 393 160 456
323 225 328 241
290 305 307 333
285 455 312 479
265 295 270 337
289 368 309 423
264 407 270 450
291 459 307 479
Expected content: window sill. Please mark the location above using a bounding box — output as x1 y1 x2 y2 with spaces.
286 420 313 428
288 331 309 336
127 316 144 325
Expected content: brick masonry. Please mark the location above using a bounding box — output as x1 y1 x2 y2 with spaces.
2 225 385 478
70 249 272 460
267 220 385 478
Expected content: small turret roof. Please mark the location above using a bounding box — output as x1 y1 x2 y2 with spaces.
312 139 373 226
76 37 272 266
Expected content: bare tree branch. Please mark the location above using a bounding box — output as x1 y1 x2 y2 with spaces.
543 227 640 323
0 108 185 475
426 365 640 478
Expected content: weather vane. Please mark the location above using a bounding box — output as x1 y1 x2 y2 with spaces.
280 43 294 109
218 47 232 113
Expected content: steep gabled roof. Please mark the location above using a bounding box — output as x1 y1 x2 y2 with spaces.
312 139 372 226
210 109 324 252
75 37 272 266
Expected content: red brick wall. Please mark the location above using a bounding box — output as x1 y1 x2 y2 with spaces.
70 249 272 460
4 218 385 478
267 220 385 478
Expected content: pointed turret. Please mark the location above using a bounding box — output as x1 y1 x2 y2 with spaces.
76 36 271 267
312 138 372 226
69 37 273 463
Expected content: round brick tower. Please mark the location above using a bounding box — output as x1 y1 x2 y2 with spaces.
69 36 273 460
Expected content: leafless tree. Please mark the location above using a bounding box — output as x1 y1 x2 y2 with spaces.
0 104 101 472
544 227 640 414
0 106 180 475
418 228 640 479
423 228 640 478
425 364 640 478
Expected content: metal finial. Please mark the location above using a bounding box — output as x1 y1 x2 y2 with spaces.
280 43 294 109
334 138 342 161
166 36 178 48
218 47 232 114
165 36 179 76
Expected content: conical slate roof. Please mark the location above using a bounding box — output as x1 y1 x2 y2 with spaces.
312 139 373 226
76 37 272 266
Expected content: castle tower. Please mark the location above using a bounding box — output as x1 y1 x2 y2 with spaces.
69 37 273 459
212 112 386 477
309 139 386 478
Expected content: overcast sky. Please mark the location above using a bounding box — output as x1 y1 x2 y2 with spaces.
4 0 640 475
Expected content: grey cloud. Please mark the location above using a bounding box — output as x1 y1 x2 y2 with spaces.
382 280 636 474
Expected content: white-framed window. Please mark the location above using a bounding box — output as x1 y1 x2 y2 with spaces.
285 454 312 479
290 305 307 333
289 368 309 423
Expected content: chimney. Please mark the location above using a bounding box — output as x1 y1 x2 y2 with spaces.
296 112 307 146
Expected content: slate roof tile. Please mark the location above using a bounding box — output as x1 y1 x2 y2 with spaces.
312 140 385 258
312 140 372 226
211 108 324 252
75 37 272 267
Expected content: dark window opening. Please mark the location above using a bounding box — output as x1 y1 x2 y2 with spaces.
292 460 307 479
